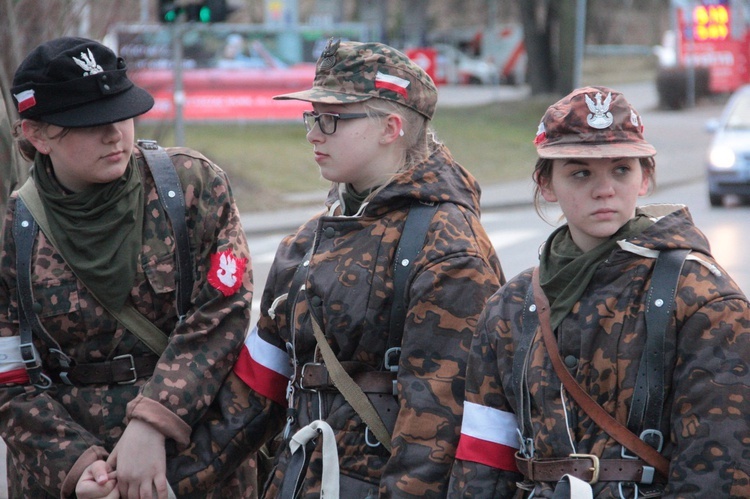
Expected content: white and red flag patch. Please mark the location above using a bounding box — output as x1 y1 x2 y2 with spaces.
375 72 410 98
14 90 36 113
0 337 32 385
233 326 293 406
208 249 248 296
455 401 520 472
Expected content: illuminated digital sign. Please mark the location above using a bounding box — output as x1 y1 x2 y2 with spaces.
693 3 730 41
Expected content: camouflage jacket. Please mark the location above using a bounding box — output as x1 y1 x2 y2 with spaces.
239 143 504 498
449 204 750 498
0 147 254 498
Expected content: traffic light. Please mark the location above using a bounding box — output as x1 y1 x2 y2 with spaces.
158 0 180 23
158 0 230 23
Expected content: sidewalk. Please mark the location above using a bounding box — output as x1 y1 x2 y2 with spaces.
241 81 664 236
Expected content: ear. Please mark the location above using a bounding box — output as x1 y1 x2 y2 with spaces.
21 120 49 153
638 169 650 196
537 173 558 203
380 113 404 145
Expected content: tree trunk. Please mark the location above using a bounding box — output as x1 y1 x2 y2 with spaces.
520 0 556 95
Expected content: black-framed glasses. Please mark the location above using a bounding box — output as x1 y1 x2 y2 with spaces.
302 111 370 135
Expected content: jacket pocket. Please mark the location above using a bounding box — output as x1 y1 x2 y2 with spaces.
142 252 177 295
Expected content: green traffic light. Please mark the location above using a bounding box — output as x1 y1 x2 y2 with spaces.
199 5 211 22
164 9 177 22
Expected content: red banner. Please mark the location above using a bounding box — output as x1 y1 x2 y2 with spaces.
132 66 315 122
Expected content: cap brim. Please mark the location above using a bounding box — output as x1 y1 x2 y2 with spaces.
537 141 657 159
273 87 373 105
42 85 154 128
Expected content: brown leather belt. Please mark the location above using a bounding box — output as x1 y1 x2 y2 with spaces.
296 362 395 394
515 453 664 485
56 354 159 385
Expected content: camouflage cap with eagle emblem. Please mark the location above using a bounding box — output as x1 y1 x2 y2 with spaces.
534 86 656 159
274 39 437 119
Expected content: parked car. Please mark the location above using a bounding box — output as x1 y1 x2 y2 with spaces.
705 84 750 206
433 43 499 85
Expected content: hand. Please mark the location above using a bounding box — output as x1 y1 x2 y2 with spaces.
107 418 170 499
76 460 119 498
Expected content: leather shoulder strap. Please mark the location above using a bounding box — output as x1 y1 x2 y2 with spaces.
137 140 193 320
627 249 690 445
13 192 59 387
531 267 671 478
387 201 439 352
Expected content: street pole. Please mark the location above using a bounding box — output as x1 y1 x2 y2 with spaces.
171 21 186 146
559 0 587 94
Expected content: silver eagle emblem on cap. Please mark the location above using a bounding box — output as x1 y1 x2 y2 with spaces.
585 91 613 129
73 48 103 76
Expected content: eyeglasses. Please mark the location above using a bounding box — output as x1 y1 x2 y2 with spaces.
302 111 370 135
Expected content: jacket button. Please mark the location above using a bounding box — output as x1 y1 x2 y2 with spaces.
323 227 335 238
310 295 322 307
32 302 43 314
564 355 578 368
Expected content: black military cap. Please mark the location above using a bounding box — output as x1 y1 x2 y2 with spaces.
11 37 154 127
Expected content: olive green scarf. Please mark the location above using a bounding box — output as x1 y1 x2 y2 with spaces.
30 153 144 312
539 213 653 330
342 184 376 216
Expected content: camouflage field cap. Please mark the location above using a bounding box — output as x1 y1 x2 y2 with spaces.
274 39 437 119
534 86 656 159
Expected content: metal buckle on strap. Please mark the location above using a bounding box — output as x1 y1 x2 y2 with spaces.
19 342 40 369
364 426 382 448
384 347 400 396
570 453 600 484
383 347 400 372
114 354 137 384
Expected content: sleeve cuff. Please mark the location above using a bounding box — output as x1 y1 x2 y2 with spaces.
126 394 192 446
60 445 109 498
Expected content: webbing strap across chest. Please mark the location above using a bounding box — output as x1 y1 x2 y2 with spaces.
14 141 193 377
513 249 689 460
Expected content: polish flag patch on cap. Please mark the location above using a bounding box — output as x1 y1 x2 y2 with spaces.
208 249 248 296
14 89 36 113
375 72 410 98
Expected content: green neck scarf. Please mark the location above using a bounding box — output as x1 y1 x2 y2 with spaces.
539 213 653 330
342 184 376 216
31 153 144 312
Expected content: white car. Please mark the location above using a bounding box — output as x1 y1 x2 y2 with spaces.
705 84 750 206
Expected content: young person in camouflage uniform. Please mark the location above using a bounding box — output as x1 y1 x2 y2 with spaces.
222 40 505 497
0 37 255 498
448 86 750 497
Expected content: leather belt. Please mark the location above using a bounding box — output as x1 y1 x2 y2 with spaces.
296 362 395 394
515 453 665 485
55 354 159 385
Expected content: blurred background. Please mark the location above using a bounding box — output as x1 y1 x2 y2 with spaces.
2 1 750 494
3 0 747 215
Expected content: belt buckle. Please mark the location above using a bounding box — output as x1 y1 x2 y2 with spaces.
298 362 322 391
570 453 600 484
114 354 137 384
